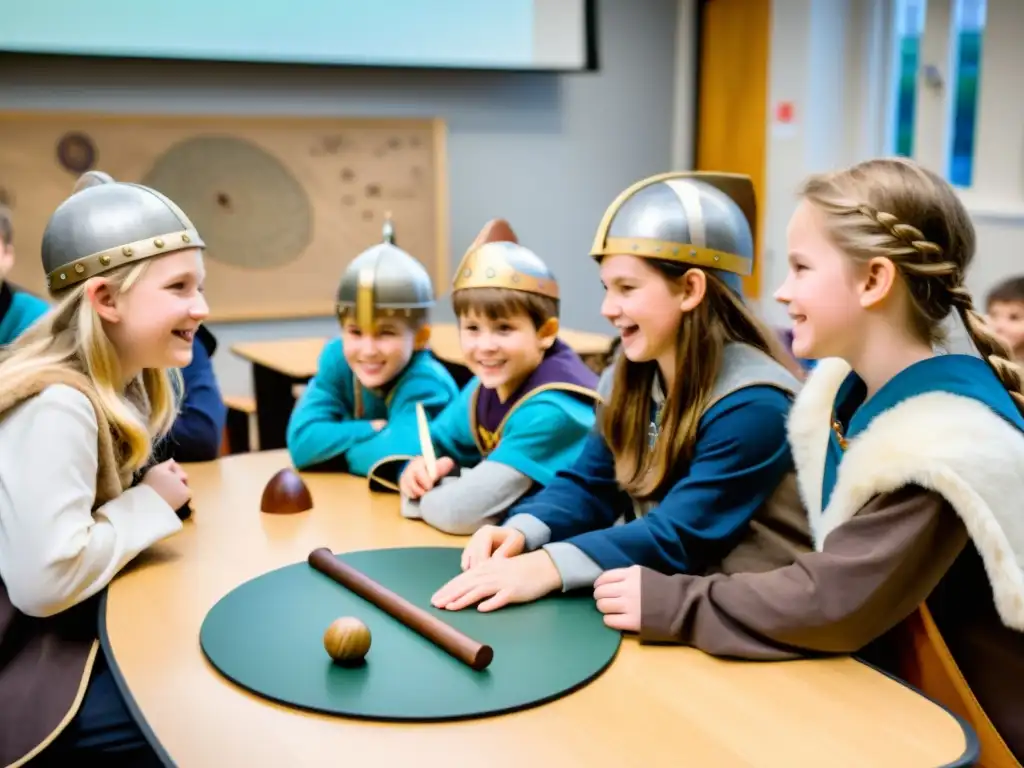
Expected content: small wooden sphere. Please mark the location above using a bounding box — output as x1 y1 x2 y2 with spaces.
260 468 313 515
323 617 372 664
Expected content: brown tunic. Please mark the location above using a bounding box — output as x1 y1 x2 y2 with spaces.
639 484 1023 760
0 368 126 768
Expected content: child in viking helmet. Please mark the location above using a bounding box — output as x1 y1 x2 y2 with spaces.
373 220 601 535
431 172 810 613
0 171 207 764
286 219 458 474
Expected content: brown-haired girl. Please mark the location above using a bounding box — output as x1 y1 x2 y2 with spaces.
431 172 809 611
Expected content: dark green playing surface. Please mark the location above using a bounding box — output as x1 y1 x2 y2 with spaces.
199 547 622 720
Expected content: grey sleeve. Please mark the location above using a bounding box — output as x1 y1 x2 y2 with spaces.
501 515 603 590
542 542 604 592
400 460 535 535
502 512 553 550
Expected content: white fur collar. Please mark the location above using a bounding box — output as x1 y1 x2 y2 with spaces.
787 357 1024 631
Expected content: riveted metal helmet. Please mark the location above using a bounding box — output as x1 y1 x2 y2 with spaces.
335 217 435 332
590 171 757 295
41 171 205 294
452 219 559 300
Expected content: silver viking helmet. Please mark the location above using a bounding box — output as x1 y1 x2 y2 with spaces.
42 171 205 293
335 217 435 332
590 171 757 295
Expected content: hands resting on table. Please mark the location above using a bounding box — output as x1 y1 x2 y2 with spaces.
428 524 642 632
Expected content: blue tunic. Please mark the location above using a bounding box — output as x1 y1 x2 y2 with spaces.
0 283 48 346
824 354 1024 508
368 340 601 494
425 381 599 484
507 385 796 575
157 331 228 463
286 340 459 475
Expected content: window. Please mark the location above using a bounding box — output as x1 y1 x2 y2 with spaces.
892 0 926 158
948 0 985 186
889 0 986 188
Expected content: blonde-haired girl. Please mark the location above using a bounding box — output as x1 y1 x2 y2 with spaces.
593 157 1024 761
431 172 810 612
0 171 207 766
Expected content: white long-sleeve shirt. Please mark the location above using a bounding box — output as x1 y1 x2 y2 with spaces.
0 384 183 617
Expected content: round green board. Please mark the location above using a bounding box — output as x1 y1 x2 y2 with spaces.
200 547 622 721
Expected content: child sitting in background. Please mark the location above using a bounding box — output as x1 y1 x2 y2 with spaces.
286 220 458 475
372 220 600 535
986 275 1024 364
0 204 48 345
153 325 228 463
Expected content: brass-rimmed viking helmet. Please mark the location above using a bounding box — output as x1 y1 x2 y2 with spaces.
451 219 559 301
335 216 435 332
590 171 757 295
41 171 206 294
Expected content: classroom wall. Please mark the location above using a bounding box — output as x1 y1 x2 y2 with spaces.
0 0 682 398
756 0 1024 331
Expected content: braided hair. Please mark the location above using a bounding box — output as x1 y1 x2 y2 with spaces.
800 157 1024 412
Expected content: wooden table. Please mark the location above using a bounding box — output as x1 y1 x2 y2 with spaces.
101 451 975 767
231 324 613 451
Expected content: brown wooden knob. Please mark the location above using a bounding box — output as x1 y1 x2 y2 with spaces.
323 617 371 664
260 468 313 515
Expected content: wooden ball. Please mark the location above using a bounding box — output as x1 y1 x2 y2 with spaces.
323 617 371 664
260 468 313 515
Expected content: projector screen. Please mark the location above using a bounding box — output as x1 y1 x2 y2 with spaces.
0 0 596 71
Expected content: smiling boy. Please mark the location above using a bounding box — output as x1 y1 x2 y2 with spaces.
286 220 459 474
369 219 601 534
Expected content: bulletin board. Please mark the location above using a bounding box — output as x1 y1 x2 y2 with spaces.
0 111 449 321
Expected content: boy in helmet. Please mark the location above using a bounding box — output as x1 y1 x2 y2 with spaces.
286 220 458 474
371 220 601 535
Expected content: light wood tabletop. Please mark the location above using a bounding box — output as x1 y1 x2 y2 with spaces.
230 324 613 379
102 450 973 768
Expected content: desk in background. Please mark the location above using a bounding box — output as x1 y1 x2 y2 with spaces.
100 450 975 767
231 324 613 451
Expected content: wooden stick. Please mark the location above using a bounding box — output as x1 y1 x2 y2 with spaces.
415 401 437 479
308 547 494 671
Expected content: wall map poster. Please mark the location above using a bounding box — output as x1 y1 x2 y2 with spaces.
0 111 449 322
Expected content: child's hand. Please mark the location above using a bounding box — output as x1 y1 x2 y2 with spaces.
430 551 561 612
370 419 387 432
141 459 192 511
460 525 525 570
593 566 642 632
399 455 455 500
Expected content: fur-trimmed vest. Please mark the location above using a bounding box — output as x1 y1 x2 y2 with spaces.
787 357 1024 632
0 368 125 768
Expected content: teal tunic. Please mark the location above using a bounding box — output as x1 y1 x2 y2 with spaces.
369 378 600 491
0 284 48 346
286 340 458 475
824 354 1024 508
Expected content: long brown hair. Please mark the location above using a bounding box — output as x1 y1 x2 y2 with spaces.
602 260 798 499
801 157 1024 413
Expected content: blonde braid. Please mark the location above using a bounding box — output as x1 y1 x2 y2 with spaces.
950 285 1024 411
859 204 1024 412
